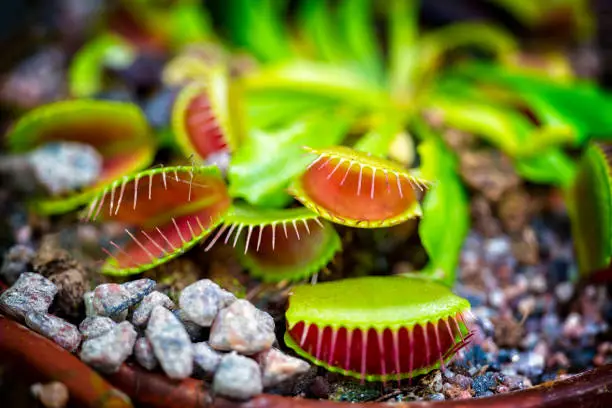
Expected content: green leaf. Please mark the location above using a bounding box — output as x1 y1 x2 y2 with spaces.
167 2 212 48
451 62 612 144
388 0 418 96
337 0 384 83
243 61 388 110
245 90 338 130
425 95 530 156
297 0 347 63
426 92 575 157
224 0 293 62
514 148 577 188
417 129 470 287
228 109 355 207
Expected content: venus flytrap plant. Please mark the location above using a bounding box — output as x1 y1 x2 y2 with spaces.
82 165 230 276
68 33 136 98
284 276 474 383
568 143 612 279
7 99 155 214
203 204 341 283
171 66 244 164
289 146 431 228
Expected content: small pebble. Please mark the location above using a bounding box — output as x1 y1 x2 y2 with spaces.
134 337 158 371
132 291 175 327
92 284 130 321
442 368 455 380
80 321 137 374
179 279 236 327
31 382 69 408
516 351 545 378
563 312 583 338
209 299 275 355
27 142 102 195
443 383 470 400
489 289 506 308
0 272 57 320
121 278 156 305
213 352 263 400
193 342 223 374
146 306 193 379
496 385 510 393
521 332 539 350
258 348 310 388
555 282 574 303
428 393 445 401
25 312 81 352
452 374 473 389
484 237 511 263
424 371 443 393
0 244 35 284
528 273 547 294
79 316 116 340
472 372 498 397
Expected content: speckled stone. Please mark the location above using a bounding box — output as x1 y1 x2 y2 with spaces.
179 279 236 327
27 142 103 195
213 352 263 400
121 278 156 305
25 312 82 352
258 348 310 388
146 306 193 379
79 321 137 374
132 291 175 327
193 342 223 374
92 284 130 321
134 337 158 371
79 316 116 340
209 299 275 355
0 272 57 320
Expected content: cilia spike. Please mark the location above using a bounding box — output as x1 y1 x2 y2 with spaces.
290 146 432 228
203 204 341 282
83 165 231 276
285 276 473 382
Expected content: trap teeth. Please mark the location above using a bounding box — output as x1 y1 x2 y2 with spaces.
203 204 341 283
290 146 430 228
85 165 231 276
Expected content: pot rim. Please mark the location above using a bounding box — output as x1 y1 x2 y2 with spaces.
2 314 612 408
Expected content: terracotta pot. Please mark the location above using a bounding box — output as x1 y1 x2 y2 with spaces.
2 315 612 408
